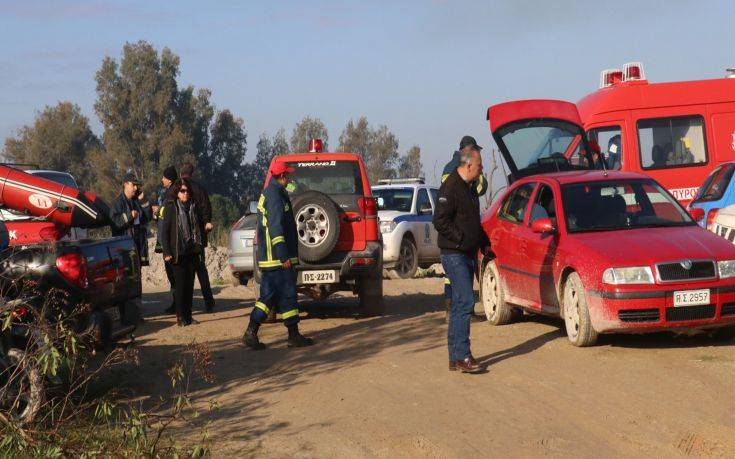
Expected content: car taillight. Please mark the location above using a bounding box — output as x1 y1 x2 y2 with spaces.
707 208 720 230
56 253 88 289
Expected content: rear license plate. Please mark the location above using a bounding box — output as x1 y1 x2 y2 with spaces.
301 270 337 284
673 289 710 307
241 238 253 248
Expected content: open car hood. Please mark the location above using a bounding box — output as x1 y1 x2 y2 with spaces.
487 99 590 182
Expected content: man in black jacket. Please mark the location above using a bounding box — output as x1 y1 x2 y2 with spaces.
433 146 489 373
110 173 152 266
179 162 215 313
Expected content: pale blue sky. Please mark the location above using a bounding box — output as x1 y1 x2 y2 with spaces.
2 0 734 184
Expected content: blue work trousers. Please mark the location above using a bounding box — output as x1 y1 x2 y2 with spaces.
250 267 300 327
440 253 476 361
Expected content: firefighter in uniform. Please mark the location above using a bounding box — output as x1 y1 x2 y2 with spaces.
440 136 488 322
242 162 315 350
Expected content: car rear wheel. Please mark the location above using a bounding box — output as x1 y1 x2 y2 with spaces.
292 191 341 263
0 348 44 425
481 260 516 325
390 238 418 279
562 272 598 347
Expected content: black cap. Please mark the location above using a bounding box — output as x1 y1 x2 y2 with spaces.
459 135 483 151
162 165 178 182
123 172 141 185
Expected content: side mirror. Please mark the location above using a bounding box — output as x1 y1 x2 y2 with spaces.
531 217 556 234
248 201 258 215
688 206 705 223
419 203 433 215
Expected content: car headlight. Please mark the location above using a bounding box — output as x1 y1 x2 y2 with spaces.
718 260 735 279
379 221 397 234
602 266 654 285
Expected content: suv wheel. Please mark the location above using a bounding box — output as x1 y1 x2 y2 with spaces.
390 238 418 279
292 191 341 262
358 271 384 315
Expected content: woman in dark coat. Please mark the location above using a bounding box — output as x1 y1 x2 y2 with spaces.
161 178 203 326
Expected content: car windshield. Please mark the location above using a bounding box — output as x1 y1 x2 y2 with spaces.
562 179 694 233
286 160 363 195
496 119 585 172
372 188 414 212
693 163 735 203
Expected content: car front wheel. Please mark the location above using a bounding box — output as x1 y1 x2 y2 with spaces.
390 238 418 279
562 272 598 347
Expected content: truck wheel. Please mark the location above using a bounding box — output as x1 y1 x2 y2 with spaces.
481 260 516 325
562 272 598 347
358 271 384 315
0 348 44 425
390 238 418 279
292 191 341 263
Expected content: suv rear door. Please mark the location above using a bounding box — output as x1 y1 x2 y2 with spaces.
286 158 370 252
487 100 591 182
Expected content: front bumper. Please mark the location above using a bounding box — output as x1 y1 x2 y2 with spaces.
587 281 735 333
381 230 402 265
295 241 382 285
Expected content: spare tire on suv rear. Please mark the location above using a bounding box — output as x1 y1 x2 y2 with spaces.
292 191 341 262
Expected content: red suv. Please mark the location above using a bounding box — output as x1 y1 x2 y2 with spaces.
253 141 384 313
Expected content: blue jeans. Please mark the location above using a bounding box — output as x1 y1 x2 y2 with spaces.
251 267 300 327
441 253 476 361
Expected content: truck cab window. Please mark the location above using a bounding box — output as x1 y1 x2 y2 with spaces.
637 116 707 170
588 126 623 170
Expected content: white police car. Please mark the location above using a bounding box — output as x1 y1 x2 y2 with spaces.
372 178 440 278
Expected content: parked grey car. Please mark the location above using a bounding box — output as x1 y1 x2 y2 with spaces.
228 213 257 285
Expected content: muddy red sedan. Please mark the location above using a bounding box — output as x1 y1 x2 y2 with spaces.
480 100 735 346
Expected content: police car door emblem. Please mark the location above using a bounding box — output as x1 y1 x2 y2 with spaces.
680 259 693 270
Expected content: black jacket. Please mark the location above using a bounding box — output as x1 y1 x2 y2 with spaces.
182 176 212 247
109 193 152 236
160 199 203 264
433 169 489 257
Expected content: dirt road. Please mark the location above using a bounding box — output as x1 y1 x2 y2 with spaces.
121 278 735 458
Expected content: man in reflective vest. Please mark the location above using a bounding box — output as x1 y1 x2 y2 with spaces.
440 136 488 322
243 162 314 350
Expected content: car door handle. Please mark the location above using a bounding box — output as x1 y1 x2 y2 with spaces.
343 216 362 222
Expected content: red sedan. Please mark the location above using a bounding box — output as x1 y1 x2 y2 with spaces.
480 100 735 346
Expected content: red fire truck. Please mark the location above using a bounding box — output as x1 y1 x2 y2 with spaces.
577 62 735 204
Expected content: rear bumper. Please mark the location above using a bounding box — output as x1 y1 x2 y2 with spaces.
587 283 735 333
295 241 382 284
228 254 254 274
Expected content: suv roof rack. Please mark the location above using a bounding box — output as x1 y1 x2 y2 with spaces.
377 177 425 185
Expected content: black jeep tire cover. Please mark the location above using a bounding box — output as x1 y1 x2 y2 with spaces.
291 191 341 263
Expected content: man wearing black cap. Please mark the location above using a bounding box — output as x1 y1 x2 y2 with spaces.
110 173 152 266
439 136 489 323
153 166 178 314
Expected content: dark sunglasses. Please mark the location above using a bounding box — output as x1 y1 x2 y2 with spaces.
178 188 190 194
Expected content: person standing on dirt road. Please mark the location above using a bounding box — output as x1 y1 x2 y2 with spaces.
440 136 488 323
433 146 489 373
153 166 178 315
110 173 152 266
161 178 204 326
242 162 315 350
179 162 216 313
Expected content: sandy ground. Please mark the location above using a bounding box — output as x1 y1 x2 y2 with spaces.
116 278 735 458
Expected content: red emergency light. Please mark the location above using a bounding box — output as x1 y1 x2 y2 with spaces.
623 62 645 82
599 69 623 88
309 139 324 153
